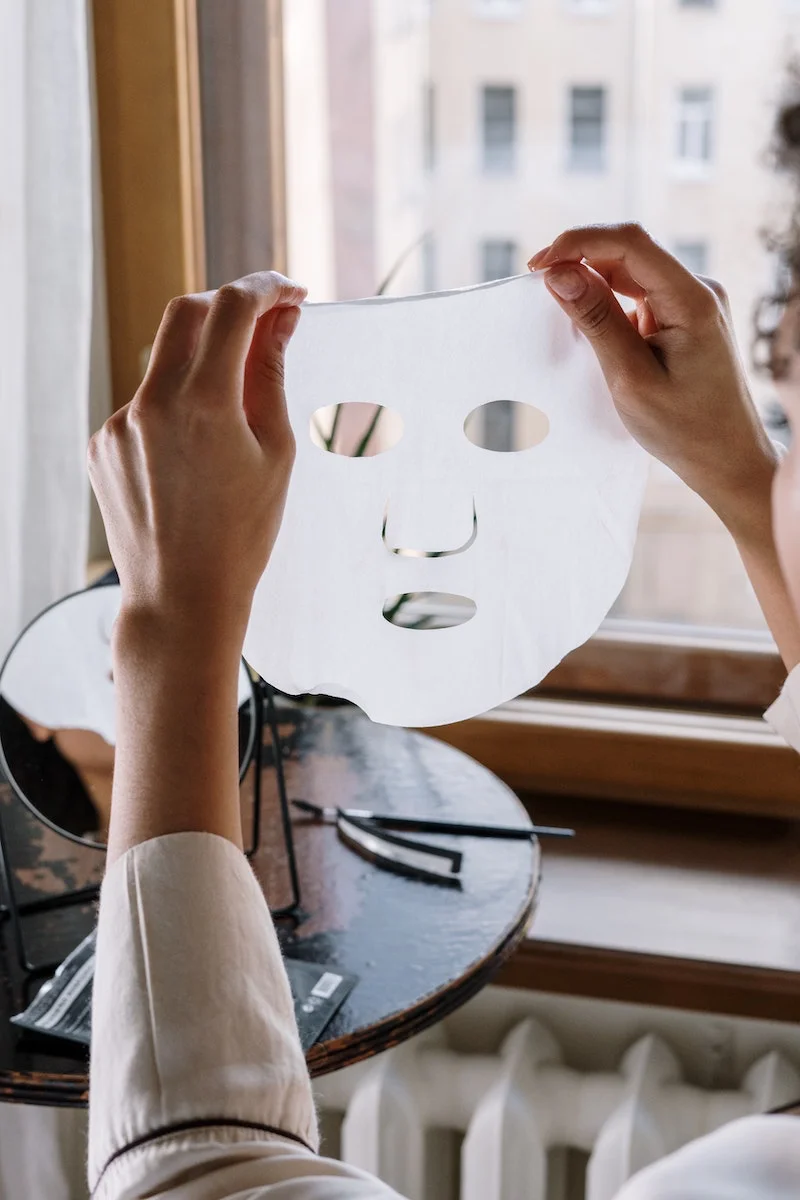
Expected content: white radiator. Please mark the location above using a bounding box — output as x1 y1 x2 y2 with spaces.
314 986 800 1200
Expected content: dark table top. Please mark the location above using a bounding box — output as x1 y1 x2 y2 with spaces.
0 704 539 1107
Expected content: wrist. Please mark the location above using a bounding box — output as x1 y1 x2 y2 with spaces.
113 603 246 676
700 444 778 548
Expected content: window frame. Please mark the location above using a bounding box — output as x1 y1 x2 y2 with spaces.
92 0 789 817
92 0 206 412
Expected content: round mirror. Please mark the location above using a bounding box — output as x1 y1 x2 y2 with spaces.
0 584 257 849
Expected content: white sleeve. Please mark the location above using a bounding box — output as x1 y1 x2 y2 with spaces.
88 831 402 1200
765 663 800 753
612 1115 800 1200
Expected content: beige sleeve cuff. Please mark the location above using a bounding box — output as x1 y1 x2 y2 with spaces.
88 832 318 1191
765 663 800 754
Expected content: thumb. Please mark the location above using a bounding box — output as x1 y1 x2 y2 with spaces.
543 263 658 391
243 304 302 446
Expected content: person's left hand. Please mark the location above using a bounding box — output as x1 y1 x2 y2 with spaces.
88 271 307 653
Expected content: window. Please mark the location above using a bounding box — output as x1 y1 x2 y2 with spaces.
481 85 517 172
566 0 612 12
569 86 607 171
676 86 714 165
422 234 437 291
674 240 709 274
474 0 523 15
99 0 797 774
423 82 435 171
481 239 517 281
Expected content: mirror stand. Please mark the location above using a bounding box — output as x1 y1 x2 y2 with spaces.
0 677 303 977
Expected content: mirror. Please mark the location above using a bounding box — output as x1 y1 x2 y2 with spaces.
0 584 257 849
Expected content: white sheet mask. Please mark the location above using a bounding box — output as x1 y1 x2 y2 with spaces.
245 273 648 727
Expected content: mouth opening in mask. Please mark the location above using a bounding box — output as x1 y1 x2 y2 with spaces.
382 593 476 630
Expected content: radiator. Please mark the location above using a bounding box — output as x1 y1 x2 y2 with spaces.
314 986 800 1200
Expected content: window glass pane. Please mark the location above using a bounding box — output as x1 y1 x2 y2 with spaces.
481 239 517 281
422 233 437 291
676 86 714 163
281 1 795 634
674 240 709 274
475 0 524 15
481 85 517 171
423 81 435 170
566 1 613 13
569 85 606 170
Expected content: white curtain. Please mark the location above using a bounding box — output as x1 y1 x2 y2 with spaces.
0 0 93 661
0 2 94 1197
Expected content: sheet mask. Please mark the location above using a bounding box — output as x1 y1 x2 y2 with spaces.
245 273 648 727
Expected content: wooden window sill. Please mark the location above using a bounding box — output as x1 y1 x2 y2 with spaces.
497 796 800 1022
427 696 800 818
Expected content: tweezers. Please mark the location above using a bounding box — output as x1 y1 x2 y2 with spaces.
292 799 574 840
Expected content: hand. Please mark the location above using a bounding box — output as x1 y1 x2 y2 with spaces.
88 271 307 651
529 223 777 540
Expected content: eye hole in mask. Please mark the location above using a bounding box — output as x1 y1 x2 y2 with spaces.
382 592 477 630
463 400 549 452
310 402 403 457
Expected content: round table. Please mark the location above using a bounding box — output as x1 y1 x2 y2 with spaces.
0 705 539 1106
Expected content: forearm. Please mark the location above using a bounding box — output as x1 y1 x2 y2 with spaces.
107 609 245 865
714 463 800 672
734 530 800 671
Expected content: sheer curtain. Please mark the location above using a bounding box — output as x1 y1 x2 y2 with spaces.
0 0 93 660
0 2 93 1196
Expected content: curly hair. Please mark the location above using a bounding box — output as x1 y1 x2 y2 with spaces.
754 82 800 382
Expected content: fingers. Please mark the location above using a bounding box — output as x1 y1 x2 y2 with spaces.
530 223 712 330
243 305 302 449
544 262 662 392
145 292 215 381
191 271 307 398
697 274 732 317
581 258 648 303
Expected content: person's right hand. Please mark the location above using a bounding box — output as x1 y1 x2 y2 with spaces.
88 271 306 655
529 223 778 539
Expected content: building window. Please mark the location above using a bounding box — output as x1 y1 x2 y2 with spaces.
674 240 709 274
423 82 435 171
481 239 517 281
422 234 437 291
676 87 714 165
474 0 524 15
569 86 607 171
481 85 517 172
565 0 612 12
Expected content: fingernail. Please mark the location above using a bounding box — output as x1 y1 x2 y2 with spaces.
528 246 552 270
546 268 587 302
274 305 301 347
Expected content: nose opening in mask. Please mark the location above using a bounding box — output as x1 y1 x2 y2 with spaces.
382 501 478 558
382 593 477 630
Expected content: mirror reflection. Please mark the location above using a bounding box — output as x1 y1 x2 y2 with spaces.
0 585 256 848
